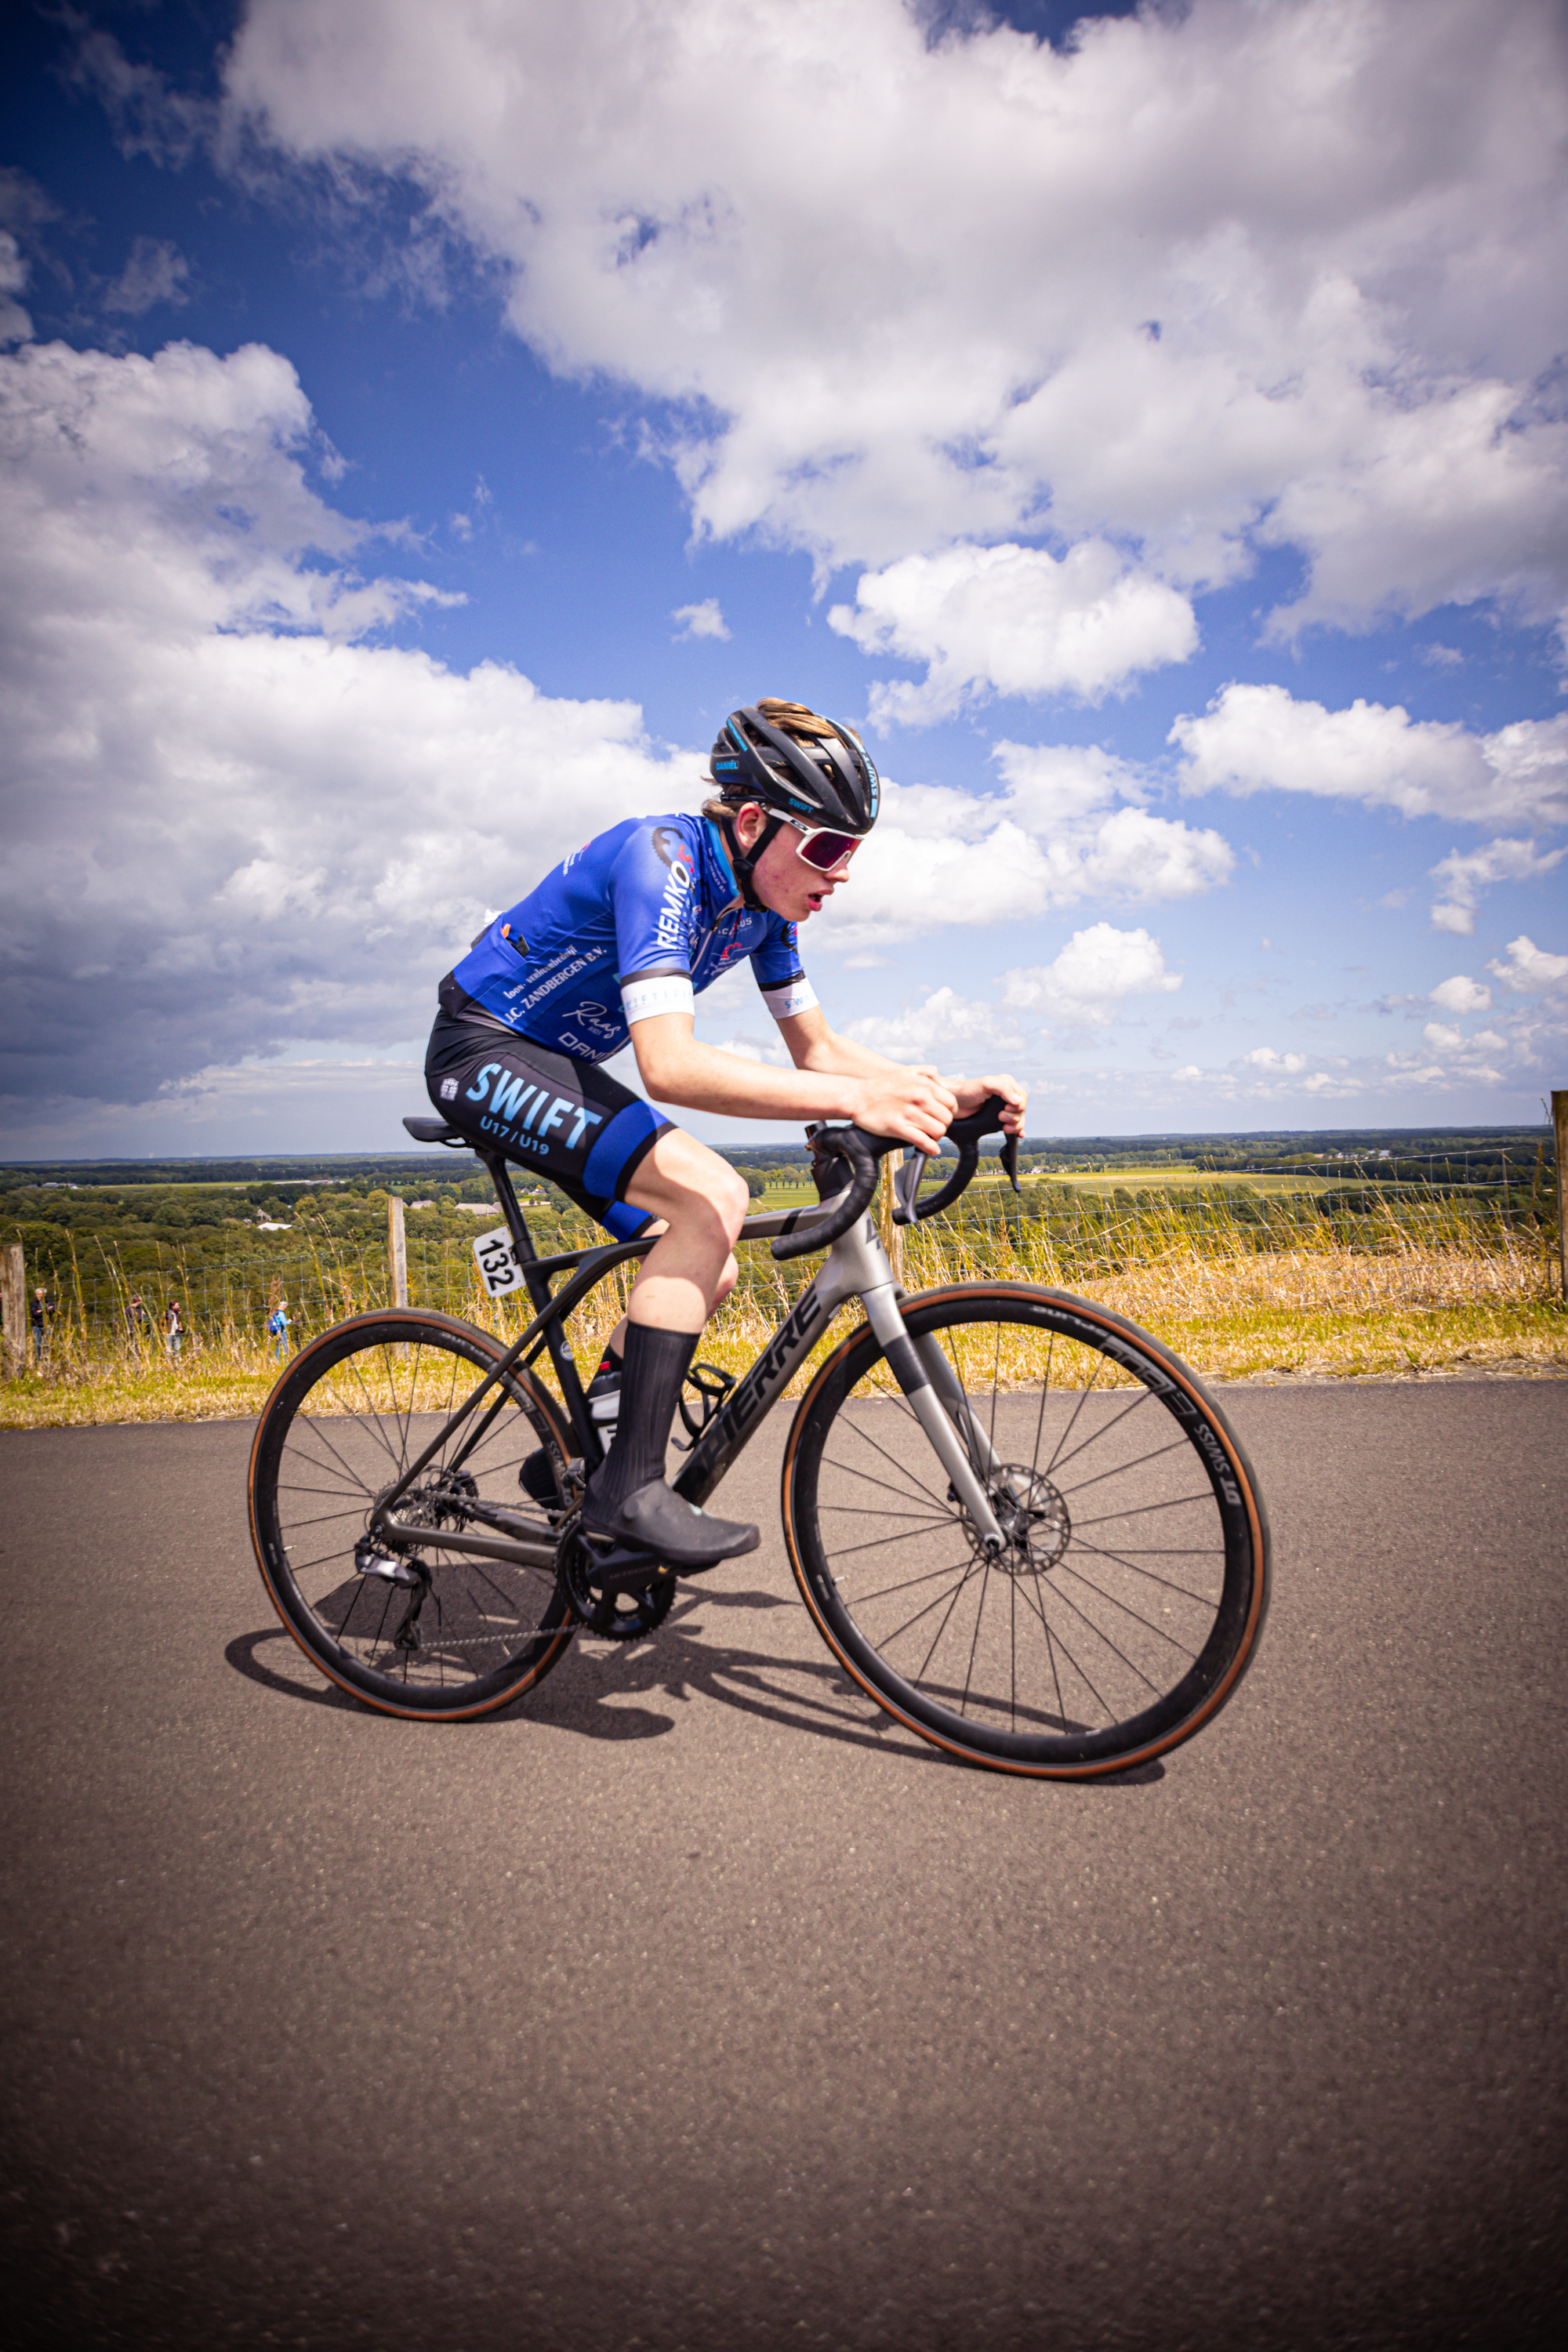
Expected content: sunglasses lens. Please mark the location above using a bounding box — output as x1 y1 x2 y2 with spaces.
799 830 859 872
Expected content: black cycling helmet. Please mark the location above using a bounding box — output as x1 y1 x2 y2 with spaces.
709 699 880 908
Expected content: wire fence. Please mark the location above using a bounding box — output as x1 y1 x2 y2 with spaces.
8 1152 1561 1386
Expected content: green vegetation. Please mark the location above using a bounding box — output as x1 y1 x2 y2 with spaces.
3 1129 1561 1428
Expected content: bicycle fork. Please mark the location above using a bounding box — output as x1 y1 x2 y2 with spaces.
840 1228 1007 1551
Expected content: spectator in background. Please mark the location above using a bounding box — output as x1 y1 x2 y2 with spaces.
30 1286 53 1363
165 1297 183 1362
126 1294 151 1343
267 1297 290 1360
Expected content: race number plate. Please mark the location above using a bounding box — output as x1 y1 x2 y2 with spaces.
471 1223 526 1299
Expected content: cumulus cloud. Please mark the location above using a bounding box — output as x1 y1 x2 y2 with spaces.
1429 974 1492 1014
1171 684 1568 829
671 596 728 641
827 541 1196 724
844 985 1023 1065
1427 836 1566 932
0 331 1232 1125
812 742 1233 953
103 235 191 315
196 0 1568 639
997 924 1182 1032
1243 1046 1308 1073
0 336 702 1117
1486 934 1568 993
841 924 1182 1064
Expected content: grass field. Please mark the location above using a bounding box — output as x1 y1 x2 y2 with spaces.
4 1166 1562 1428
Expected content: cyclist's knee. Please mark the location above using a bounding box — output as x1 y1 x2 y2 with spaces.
631 1131 749 1243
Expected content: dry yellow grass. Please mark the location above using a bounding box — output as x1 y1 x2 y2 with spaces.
5 1190 1561 1428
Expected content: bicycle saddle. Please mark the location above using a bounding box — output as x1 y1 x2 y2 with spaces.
404 1116 460 1143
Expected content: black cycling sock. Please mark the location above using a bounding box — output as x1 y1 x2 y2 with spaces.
584 1323 696 1516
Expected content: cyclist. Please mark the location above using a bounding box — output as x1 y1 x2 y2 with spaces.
425 698 1025 1572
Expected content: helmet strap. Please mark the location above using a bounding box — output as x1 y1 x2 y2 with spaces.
720 807 784 913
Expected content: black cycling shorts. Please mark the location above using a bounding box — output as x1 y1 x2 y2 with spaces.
426 980 670 1241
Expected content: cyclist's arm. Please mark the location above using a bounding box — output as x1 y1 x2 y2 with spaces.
776 1005 1029 1134
771 1003 935 1085
628 1011 956 1150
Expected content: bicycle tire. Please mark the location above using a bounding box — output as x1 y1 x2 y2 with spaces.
249 1309 575 1720
782 1285 1269 1777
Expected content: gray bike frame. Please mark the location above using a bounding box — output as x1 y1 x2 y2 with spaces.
369 1189 1007 1575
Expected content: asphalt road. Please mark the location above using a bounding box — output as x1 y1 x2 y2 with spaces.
2 1381 1566 2352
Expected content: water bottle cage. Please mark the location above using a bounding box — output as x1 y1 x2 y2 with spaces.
673 1363 737 1450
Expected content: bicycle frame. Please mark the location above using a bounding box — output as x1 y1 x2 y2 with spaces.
366 1143 1009 1573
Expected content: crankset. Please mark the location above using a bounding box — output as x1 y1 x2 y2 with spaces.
554 1510 677 1642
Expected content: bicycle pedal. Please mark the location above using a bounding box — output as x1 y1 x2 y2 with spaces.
579 1537 672 1597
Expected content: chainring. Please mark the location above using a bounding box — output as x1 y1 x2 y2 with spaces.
555 1511 677 1642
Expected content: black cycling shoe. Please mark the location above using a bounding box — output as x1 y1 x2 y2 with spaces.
579 1476 760 1573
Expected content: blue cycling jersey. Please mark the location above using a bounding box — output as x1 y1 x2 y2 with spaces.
451 813 816 1063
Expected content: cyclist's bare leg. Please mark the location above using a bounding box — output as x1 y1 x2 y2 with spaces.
581 1127 758 1566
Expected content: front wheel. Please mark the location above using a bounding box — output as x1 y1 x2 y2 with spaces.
248 1309 576 1719
782 1286 1269 1777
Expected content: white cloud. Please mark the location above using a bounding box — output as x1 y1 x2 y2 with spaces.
1243 1047 1308 1073
0 331 1230 1128
1427 836 1566 932
0 336 704 1118
103 235 191 315
1486 934 1568 993
1171 684 1568 829
1429 974 1492 1014
671 596 728 641
1423 1022 1465 1051
212 0 1568 637
844 985 1022 1065
842 924 1183 1065
997 923 1181 1032
827 541 1196 723
813 743 1232 953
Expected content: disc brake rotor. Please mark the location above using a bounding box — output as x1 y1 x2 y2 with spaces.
956 1465 1071 1574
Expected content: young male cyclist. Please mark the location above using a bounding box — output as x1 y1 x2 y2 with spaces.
425 699 1025 1572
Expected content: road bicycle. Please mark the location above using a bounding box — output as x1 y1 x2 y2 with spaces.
247 1105 1270 1777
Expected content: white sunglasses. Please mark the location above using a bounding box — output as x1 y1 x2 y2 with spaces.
775 813 864 875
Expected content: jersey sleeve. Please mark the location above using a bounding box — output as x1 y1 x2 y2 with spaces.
751 916 818 1022
612 820 699 1025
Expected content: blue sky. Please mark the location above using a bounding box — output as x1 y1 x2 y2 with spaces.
2 0 1565 1158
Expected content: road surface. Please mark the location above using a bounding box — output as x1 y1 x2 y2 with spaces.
2 1380 1565 2350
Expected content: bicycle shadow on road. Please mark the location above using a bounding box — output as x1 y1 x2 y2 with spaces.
226 1582 1165 1784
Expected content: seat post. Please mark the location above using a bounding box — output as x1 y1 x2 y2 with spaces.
476 1144 593 1451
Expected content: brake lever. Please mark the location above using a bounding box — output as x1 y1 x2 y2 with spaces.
893 1147 924 1225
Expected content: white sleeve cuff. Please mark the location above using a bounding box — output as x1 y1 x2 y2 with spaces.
760 976 818 1020
622 972 695 1025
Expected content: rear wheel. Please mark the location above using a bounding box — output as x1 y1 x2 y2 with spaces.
248 1309 575 1719
782 1286 1269 1777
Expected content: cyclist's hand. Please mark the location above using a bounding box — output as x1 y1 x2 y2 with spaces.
947 1073 1029 1133
852 1069 958 1153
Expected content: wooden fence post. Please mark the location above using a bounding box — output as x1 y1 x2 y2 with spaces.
387 1195 408 1308
1 1243 24 1378
1553 1090 1567 1304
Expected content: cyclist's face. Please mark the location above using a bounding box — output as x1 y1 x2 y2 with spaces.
734 805 848 924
